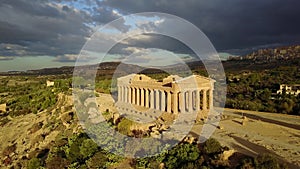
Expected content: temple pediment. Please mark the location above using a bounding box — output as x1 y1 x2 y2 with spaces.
174 75 214 84
118 74 214 86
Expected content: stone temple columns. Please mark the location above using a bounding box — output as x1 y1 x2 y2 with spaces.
175 89 212 113
117 85 213 114
117 86 176 113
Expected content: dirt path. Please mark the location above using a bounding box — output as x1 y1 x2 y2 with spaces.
206 108 300 168
230 135 299 169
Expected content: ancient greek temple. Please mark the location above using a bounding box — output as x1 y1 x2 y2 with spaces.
116 74 215 119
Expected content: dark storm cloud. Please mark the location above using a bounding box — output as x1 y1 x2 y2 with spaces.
99 0 300 54
0 0 123 58
108 34 193 56
0 0 91 57
1 0 300 60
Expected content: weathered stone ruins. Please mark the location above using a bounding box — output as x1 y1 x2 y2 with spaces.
277 84 300 96
116 74 215 121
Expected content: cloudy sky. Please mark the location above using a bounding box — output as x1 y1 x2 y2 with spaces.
0 0 300 71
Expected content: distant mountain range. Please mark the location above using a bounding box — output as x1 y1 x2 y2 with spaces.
1 45 299 76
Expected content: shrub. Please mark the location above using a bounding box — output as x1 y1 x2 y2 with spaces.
254 154 280 169
46 156 69 169
158 143 201 169
86 152 108 169
203 138 222 155
117 118 133 135
67 139 83 163
237 157 255 169
27 158 42 169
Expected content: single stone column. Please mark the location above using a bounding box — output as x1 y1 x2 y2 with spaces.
128 87 132 104
132 87 136 105
209 89 213 110
145 89 149 108
179 92 185 113
150 89 154 109
118 86 121 102
161 90 166 111
141 88 145 107
123 86 125 103
185 92 188 111
137 88 140 106
120 86 124 102
195 90 200 111
173 92 178 114
125 86 128 103
188 90 193 112
203 90 207 110
155 89 160 110
167 91 172 113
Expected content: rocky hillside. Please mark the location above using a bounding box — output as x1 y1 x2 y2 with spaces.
228 45 300 63
0 93 81 168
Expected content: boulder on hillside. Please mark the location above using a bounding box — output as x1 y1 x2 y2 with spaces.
220 149 235 161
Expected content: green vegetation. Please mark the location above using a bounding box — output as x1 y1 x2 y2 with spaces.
203 138 222 155
254 154 281 169
0 76 72 117
95 78 114 94
1 57 298 168
5 81 57 116
117 118 134 135
226 66 300 115
133 138 285 169
41 133 122 168
40 133 227 169
27 157 42 169
24 125 284 169
237 154 286 169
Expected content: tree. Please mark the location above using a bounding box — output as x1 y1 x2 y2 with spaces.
279 98 295 114
80 139 98 159
162 143 201 168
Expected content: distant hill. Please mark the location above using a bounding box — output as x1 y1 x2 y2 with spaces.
229 45 300 62
223 46 300 73
1 45 299 76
